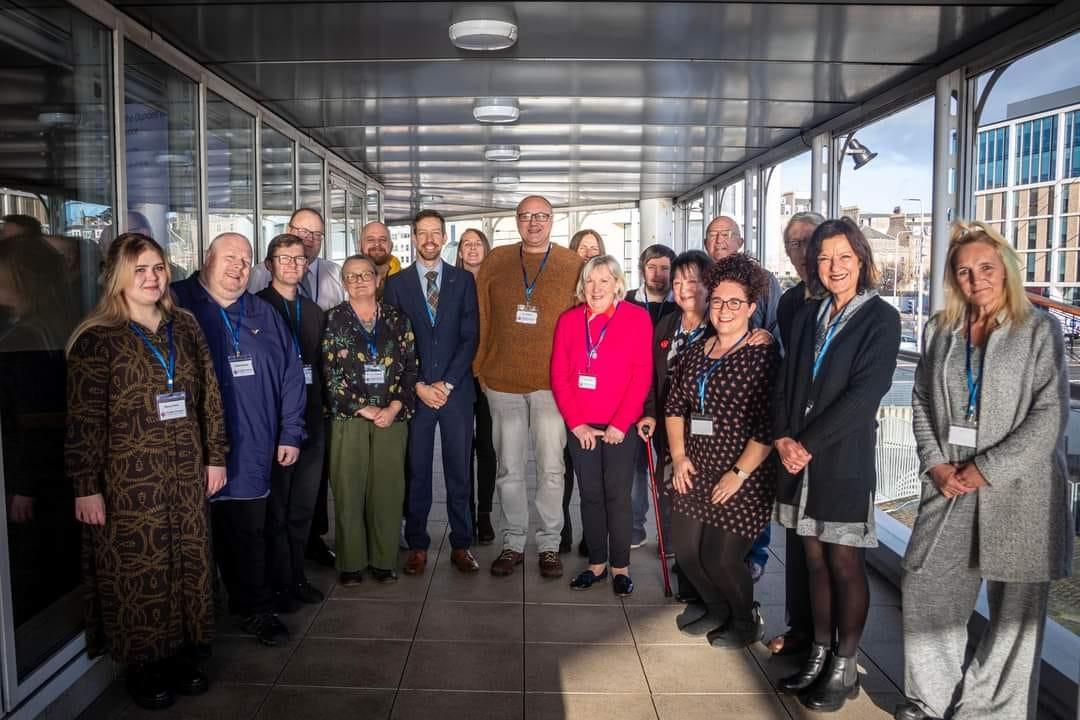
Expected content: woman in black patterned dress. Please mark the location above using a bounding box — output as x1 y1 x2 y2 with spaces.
664 253 778 648
66 233 228 710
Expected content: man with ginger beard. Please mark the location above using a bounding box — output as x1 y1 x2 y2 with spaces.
384 209 480 575
173 232 306 646
359 221 401 299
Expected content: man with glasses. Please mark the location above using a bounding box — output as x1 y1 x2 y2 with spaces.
384 210 480 576
474 195 582 578
249 209 345 312
255 233 328 612
358 221 402 299
704 216 783 343
173 232 306 646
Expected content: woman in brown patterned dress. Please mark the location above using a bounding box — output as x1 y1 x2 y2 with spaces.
65 233 227 711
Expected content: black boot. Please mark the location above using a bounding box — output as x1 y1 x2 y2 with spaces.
707 603 764 649
127 662 175 710
778 641 828 694
801 652 860 712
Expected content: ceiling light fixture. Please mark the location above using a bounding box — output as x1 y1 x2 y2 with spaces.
493 174 519 186
484 144 521 162
473 97 519 123
420 194 444 203
449 4 518 51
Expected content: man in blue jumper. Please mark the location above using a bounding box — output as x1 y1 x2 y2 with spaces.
173 232 306 646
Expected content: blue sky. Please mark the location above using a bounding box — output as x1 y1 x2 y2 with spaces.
772 33 1080 216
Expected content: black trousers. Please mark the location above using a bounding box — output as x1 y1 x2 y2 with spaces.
785 527 812 632
561 446 576 538
308 419 333 542
212 498 271 616
566 427 637 568
266 433 324 591
469 378 498 519
671 513 754 624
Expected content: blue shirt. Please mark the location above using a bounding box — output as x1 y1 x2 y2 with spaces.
172 274 307 501
413 258 444 293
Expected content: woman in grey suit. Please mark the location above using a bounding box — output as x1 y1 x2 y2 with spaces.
897 221 1074 720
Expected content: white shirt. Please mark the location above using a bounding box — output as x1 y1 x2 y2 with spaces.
248 257 345 311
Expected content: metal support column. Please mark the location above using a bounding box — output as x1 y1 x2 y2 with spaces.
930 68 969 314
743 166 758 259
811 132 830 217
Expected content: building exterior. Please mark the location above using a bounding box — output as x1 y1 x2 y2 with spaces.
975 85 1080 302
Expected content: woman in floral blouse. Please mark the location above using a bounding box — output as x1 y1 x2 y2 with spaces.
322 254 417 584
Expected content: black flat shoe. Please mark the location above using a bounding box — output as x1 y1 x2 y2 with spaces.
338 571 363 586
569 568 608 589
165 656 209 696
706 603 764 649
370 567 398 583
612 574 634 596
127 663 175 711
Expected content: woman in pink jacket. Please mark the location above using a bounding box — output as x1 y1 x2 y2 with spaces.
551 255 653 596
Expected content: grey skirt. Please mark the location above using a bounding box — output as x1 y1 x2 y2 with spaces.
774 469 877 548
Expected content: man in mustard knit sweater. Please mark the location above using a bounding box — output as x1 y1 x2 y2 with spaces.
474 195 583 578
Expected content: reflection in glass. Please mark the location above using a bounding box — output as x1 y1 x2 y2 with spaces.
762 152 811 286
347 186 365 259
261 124 295 257
124 42 198 277
1 1 114 682
206 92 255 244
299 148 323 217
367 187 380 223
328 183 347 262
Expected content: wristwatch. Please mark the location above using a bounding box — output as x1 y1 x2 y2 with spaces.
443 381 454 393
732 465 751 481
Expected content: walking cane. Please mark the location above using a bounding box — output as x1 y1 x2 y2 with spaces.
642 427 672 598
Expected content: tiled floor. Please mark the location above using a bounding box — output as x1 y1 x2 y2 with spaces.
80 461 907 720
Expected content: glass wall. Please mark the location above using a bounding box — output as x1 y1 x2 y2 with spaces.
124 42 199 276
260 124 295 257
327 181 348 262
206 91 255 243
0 0 114 693
762 152 811 286
299 147 324 218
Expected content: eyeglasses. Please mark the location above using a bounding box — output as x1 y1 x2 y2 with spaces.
784 240 808 250
709 297 748 311
706 230 737 242
272 255 308 266
343 271 376 284
517 212 552 223
289 225 325 241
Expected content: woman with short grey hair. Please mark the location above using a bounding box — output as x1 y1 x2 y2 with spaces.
896 221 1074 720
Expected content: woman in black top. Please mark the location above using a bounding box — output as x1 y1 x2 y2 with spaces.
772 219 899 712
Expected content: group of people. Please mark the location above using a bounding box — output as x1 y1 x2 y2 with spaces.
58 191 1074 719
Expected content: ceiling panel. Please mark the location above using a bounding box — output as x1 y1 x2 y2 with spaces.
107 0 1052 219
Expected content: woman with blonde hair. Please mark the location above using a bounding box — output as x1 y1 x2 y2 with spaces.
896 221 1073 720
66 233 227 710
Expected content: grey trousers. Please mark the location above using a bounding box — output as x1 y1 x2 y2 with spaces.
901 492 1050 720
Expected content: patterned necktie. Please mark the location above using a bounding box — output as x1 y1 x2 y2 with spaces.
299 267 313 299
425 270 439 319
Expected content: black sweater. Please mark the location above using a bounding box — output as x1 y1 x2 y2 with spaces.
772 295 900 522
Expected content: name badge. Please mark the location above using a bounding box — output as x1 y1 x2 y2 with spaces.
578 374 597 390
229 354 255 377
690 414 714 436
364 363 386 385
303 364 314 385
515 304 539 325
156 391 187 421
948 424 977 448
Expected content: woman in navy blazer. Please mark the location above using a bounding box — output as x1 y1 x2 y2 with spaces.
771 218 899 713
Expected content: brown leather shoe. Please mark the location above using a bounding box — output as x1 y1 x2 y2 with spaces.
490 549 524 576
538 551 563 578
450 548 480 573
403 549 427 575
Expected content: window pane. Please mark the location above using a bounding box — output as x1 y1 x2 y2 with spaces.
1 1 114 682
260 124 294 257
348 186 365 261
366 187 380 223
124 42 198 277
328 182 347 262
298 148 323 217
206 92 255 243
762 152 811 286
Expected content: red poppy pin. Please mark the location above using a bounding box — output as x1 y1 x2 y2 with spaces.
659 339 670 349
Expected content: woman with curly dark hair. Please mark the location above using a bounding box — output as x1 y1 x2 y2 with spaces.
663 253 779 648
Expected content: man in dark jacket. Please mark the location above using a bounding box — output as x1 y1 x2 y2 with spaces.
173 232 306 647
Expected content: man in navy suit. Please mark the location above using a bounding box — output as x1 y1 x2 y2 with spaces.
384 209 481 575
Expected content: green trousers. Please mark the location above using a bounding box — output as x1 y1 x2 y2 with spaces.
328 417 408 572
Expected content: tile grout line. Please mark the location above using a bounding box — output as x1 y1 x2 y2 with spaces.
619 598 663 720
743 645 799 719
387 520 449 719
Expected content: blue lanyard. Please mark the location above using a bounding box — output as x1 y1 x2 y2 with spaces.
130 321 176 392
355 306 379 359
812 298 848 380
675 322 706 348
583 303 619 370
696 331 749 412
520 245 552 305
284 296 302 358
219 295 245 357
965 316 985 421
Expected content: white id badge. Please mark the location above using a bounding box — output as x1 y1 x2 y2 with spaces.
690 414 714 436
515 304 539 325
229 354 255 377
948 424 977 448
303 364 314 385
156 391 187 421
363 363 386 385
577 374 597 390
